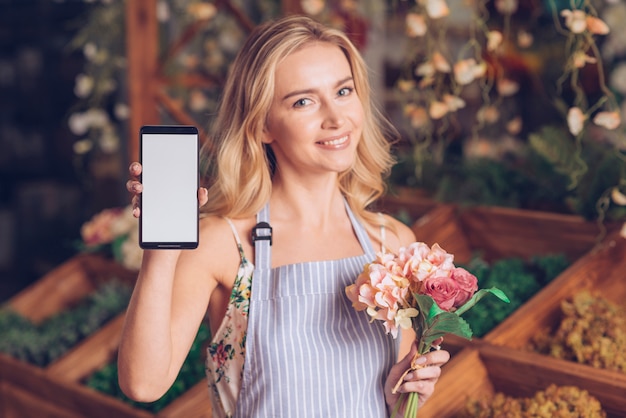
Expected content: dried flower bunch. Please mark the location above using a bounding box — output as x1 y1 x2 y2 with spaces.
530 290 626 373
461 384 607 418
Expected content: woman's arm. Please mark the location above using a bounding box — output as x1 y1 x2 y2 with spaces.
117 163 221 402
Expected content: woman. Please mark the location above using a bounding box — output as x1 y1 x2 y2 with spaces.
118 15 449 417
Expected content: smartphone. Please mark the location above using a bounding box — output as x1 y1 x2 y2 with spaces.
139 125 199 249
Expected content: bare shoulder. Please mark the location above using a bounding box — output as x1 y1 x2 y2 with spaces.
176 215 243 285
380 213 416 251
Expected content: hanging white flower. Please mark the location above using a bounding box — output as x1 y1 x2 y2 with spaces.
422 0 450 19
561 9 587 34
487 31 503 52
406 13 427 37
567 107 586 136
593 111 621 130
74 74 94 98
301 0 325 15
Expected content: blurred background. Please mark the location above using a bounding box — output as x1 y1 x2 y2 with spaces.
2 0 626 300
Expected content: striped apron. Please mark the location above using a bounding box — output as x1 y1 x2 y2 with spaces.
234 201 395 417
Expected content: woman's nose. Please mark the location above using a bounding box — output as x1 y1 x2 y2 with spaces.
321 101 346 129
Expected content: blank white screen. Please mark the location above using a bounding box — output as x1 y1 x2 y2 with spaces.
141 132 198 244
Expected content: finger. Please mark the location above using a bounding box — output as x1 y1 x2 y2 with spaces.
129 162 142 177
421 349 450 367
126 180 143 194
132 195 140 218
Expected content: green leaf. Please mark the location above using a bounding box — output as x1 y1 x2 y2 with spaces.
454 287 510 317
413 295 473 353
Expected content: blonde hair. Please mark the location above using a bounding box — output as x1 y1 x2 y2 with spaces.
201 15 398 224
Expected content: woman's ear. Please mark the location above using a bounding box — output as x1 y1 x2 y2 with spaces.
261 127 273 144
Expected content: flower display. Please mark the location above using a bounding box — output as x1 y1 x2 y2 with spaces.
345 242 509 417
80 205 142 271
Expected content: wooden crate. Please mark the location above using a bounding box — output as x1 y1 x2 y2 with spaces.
419 344 626 418
411 204 613 264
486 230 626 375
378 187 438 224
0 254 212 418
410 204 619 351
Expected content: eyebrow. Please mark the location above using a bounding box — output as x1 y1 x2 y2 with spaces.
281 76 354 102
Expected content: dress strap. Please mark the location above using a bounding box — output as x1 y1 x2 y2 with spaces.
378 212 387 254
224 217 246 261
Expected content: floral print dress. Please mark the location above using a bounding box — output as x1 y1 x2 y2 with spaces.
205 218 253 418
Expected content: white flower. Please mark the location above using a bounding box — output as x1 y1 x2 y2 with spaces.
406 13 427 37
487 31 503 52
301 0 325 15
114 103 130 120
567 107 586 136
593 111 621 130
74 74 94 98
454 59 485 85
429 101 448 119
422 0 450 19
572 51 597 68
442 94 465 112
68 112 89 135
611 187 626 205
156 0 170 22
395 308 419 330
83 42 97 61
561 9 587 34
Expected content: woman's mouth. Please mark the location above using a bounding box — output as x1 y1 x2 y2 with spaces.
317 135 349 147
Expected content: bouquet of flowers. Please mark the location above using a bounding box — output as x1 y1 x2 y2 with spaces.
79 205 142 271
345 242 509 417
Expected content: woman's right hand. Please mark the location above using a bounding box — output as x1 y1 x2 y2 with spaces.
126 162 208 219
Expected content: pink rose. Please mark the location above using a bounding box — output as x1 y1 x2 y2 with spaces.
451 267 478 307
421 272 459 311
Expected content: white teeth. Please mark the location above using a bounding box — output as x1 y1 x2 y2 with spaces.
319 136 348 146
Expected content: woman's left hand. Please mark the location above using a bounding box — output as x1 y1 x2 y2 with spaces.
384 340 450 413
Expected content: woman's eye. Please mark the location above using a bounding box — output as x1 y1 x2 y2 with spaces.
338 87 353 96
293 98 311 108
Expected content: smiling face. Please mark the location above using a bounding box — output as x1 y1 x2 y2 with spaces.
262 42 364 180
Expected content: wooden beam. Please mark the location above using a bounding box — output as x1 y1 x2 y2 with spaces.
125 0 159 163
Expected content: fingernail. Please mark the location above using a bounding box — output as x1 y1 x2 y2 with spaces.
405 372 414 381
415 356 427 365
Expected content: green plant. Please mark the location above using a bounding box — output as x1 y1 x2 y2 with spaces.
0 280 132 366
460 253 570 337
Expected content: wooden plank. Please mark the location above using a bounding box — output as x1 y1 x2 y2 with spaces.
126 0 159 163
1 382 83 418
7 254 136 322
158 382 212 418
